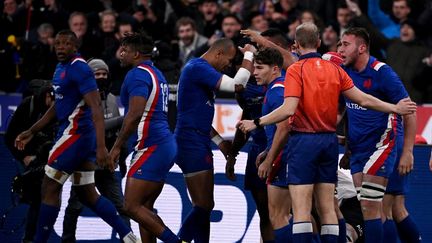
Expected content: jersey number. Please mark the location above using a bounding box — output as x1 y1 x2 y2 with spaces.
160 83 168 112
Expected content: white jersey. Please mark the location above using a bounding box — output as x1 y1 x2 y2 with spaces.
336 168 357 203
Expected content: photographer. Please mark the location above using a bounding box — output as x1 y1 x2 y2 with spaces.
62 59 130 243
4 79 56 243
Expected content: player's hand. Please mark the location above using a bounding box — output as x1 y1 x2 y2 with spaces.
98 146 113 172
256 150 268 168
240 29 264 45
108 146 121 169
225 155 236 181
235 84 245 93
339 150 351 169
15 130 34 151
237 120 257 133
395 98 416 115
346 0 362 16
398 152 414 175
239 43 257 54
258 159 272 179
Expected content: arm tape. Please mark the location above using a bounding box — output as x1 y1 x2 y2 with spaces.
219 68 251 92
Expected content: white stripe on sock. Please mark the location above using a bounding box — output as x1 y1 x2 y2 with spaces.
321 224 339 236
293 222 313 234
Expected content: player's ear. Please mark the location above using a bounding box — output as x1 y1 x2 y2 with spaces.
133 50 140 59
358 43 367 54
215 48 224 58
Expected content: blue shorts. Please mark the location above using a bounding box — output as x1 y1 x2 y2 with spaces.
287 132 338 185
244 142 267 190
175 132 213 174
350 136 398 178
268 148 289 188
128 138 177 182
386 138 409 195
47 132 96 174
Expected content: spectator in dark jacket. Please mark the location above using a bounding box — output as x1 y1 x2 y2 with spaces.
5 79 56 243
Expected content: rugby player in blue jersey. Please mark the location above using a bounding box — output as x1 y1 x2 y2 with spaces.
175 38 256 242
108 32 180 243
253 48 292 243
338 27 419 243
15 30 136 243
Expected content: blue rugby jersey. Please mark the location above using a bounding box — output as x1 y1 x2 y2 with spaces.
52 55 97 136
343 56 409 153
120 60 172 149
175 58 222 139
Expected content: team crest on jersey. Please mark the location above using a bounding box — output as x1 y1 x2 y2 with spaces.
363 79 372 89
60 70 66 80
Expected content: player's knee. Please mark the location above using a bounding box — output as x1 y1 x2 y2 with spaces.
44 165 69 185
123 199 140 216
359 182 385 202
71 171 95 186
392 204 408 221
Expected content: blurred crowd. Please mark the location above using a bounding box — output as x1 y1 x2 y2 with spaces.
1 0 431 102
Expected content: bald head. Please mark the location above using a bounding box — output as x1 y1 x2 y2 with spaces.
208 38 235 53
295 22 320 49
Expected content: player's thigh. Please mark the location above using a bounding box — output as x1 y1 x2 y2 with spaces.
184 170 215 209
268 185 291 214
48 133 96 174
128 140 177 182
289 184 313 220
124 177 164 208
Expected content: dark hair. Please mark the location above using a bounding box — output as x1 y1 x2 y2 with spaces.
208 38 235 52
246 11 263 27
400 18 418 34
336 0 348 9
56 29 79 47
222 13 242 25
254 48 284 69
115 20 133 33
261 28 292 48
176 17 197 32
121 31 154 56
343 27 370 49
295 23 320 49
324 21 340 36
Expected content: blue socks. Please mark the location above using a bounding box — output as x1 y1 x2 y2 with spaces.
34 203 60 243
364 219 383 243
90 196 131 238
383 219 399 243
292 222 313 243
160 227 181 243
178 206 210 243
320 224 338 243
313 233 322 243
338 219 346 243
274 223 293 243
396 215 422 243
